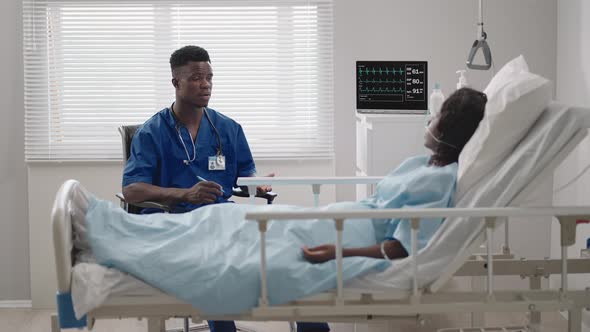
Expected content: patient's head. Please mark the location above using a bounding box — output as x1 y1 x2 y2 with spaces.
425 87 487 166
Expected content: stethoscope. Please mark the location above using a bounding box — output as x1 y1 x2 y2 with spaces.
171 104 223 165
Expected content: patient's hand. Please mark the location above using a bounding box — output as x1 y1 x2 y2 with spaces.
302 244 335 263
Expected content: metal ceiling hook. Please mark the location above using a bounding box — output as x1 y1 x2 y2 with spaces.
466 0 493 70
467 38 493 70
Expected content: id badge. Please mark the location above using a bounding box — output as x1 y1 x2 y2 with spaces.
208 155 226 171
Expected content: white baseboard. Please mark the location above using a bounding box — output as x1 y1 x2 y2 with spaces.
0 300 33 308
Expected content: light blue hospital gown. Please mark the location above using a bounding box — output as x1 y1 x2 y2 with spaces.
86 155 457 315
362 155 458 252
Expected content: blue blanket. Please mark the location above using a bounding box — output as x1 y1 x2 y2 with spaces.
86 155 457 315
87 200 389 314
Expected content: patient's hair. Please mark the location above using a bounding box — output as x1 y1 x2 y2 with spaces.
431 87 487 166
170 45 211 73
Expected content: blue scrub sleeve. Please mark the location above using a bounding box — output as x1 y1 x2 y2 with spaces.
235 125 256 178
122 129 159 187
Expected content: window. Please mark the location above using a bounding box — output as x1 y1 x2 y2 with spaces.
23 0 334 160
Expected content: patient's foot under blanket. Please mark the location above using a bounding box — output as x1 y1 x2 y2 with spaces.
86 199 390 315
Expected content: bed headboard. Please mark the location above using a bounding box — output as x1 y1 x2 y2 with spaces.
51 179 79 294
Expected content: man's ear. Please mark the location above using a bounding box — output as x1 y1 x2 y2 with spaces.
172 78 179 88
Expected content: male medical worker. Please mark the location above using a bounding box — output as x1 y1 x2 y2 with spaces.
122 45 272 213
121 45 330 332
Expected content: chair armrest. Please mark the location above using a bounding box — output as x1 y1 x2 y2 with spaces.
260 191 278 204
116 193 172 212
232 187 278 204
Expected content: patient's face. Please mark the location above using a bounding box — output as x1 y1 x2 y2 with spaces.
424 113 441 151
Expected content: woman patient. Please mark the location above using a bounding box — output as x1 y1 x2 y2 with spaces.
303 87 487 263
78 88 486 316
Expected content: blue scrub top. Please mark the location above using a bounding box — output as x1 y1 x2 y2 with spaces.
123 107 257 213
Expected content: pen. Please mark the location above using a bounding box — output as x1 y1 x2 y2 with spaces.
196 175 225 194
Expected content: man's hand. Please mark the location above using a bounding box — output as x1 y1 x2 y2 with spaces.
183 181 223 205
256 172 275 196
302 244 336 263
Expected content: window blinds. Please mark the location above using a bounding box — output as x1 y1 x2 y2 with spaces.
23 0 334 160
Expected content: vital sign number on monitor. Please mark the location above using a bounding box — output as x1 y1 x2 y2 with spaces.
356 61 427 113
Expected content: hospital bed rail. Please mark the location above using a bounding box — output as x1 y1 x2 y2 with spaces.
245 207 590 332
238 176 516 260
238 126 590 264
237 176 383 207
50 180 590 332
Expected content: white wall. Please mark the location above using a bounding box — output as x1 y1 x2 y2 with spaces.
551 0 590 328
0 0 29 302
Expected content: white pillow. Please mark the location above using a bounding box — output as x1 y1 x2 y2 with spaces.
457 55 552 198
484 55 530 95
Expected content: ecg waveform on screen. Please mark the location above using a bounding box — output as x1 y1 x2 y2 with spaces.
358 67 405 76
359 87 405 94
356 61 427 111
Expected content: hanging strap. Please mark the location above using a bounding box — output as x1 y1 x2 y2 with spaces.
466 0 493 70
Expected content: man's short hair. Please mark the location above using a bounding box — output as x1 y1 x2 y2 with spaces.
170 45 211 72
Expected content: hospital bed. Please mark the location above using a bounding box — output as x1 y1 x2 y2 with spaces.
51 103 590 332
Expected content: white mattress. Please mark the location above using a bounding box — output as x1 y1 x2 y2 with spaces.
70 103 585 319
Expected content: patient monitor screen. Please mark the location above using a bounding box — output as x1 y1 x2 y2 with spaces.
356 61 427 113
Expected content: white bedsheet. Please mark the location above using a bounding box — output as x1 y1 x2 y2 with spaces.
70 103 583 318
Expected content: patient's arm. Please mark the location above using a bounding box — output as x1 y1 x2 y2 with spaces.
123 181 222 206
302 240 408 264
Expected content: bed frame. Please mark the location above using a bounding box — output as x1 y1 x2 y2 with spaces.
51 130 590 332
